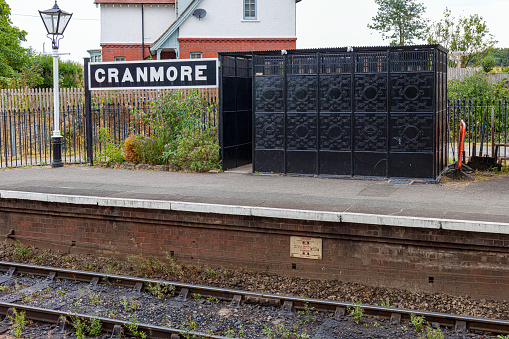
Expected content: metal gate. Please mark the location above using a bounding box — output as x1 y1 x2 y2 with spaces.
219 45 447 180
218 55 253 170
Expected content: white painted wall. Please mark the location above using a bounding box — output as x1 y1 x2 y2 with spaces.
179 0 297 38
100 4 176 44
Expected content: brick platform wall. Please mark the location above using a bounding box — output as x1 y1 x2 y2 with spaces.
179 38 297 59
1 199 508 300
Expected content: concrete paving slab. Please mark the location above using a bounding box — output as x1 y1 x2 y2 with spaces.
0 166 508 226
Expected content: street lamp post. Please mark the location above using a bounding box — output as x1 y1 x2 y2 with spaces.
39 1 72 168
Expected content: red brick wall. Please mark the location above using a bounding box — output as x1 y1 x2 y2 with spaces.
101 44 155 62
179 38 297 59
101 39 296 61
1 198 508 300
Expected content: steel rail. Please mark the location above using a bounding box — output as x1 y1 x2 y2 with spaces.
0 302 229 339
0 261 508 335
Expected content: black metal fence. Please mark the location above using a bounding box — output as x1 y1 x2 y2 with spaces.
0 101 218 168
448 99 509 162
1 97 507 170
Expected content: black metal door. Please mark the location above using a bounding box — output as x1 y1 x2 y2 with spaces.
219 56 253 170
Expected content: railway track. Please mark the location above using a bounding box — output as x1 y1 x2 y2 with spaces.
0 260 507 338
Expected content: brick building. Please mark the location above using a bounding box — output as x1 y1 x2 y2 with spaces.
93 0 301 61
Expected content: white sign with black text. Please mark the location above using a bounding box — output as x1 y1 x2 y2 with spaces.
88 58 219 90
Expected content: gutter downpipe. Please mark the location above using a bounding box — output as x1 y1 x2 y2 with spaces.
142 4 145 59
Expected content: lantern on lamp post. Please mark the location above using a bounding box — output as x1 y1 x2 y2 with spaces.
39 1 72 168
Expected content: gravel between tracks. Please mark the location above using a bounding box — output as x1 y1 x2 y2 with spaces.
0 242 507 338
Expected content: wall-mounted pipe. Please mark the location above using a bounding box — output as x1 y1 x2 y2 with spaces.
141 4 145 59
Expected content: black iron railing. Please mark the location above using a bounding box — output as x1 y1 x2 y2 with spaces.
0 101 218 168
448 99 509 163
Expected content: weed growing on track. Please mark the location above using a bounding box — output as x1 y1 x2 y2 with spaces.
88 316 102 336
124 314 147 338
207 296 220 304
192 293 202 300
420 325 444 339
262 325 310 339
498 335 509 339
146 282 175 299
410 313 426 332
89 291 102 305
8 308 26 338
180 320 198 339
121 296 140 312
70 315 103 338
347 302 364 324
13 241 33 261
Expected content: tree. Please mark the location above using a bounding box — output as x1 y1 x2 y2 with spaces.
0 0 31 87
427 8 497 67
367 0 428 46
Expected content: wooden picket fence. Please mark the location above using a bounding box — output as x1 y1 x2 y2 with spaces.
0 88 218 111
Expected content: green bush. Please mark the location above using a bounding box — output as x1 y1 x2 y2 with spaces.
132 90 218 168
172 128 221 172
95 127 125 164
448 72 509 101
481 55 496 73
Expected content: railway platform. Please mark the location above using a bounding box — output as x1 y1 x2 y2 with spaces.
0 165 508 301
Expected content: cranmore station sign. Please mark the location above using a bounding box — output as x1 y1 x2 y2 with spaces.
88 58 218 90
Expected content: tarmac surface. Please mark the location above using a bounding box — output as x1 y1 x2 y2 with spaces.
0 164 508 225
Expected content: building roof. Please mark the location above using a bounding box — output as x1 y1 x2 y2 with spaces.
94 0 175 4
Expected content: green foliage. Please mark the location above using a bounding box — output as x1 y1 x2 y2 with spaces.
146 282 175 299
131 90 220 170
172 127 221 172
262 325 311 339
138 90 211 150
448 72 509 101
481 55 496 73
13 241 33 261
410 313 426 332
491 48 509 67
88 317 102 336
347 302 364 324
8 54 84 89
367 0 428 46
121 296 140 312
8 308 26 338
427 8 497 67
33 55 84 89
207 296 220 304
419 325 444 339
95 127 125 164
0 0 31 86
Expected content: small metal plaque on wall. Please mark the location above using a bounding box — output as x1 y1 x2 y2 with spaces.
290 236 322 260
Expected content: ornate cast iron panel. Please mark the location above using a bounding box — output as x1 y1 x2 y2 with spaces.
255 76 284 113
255 113 284 150
354 74 387 113
319 114 351 151
286 113 317 150
320 75 351 113
390 73 434 112
287 76 317 113
354 114 387 152
390 114 433 152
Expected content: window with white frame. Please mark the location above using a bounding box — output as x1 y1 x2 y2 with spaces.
91 55 102 62
190 52 203 59
114 56 126 62
244 0 256 20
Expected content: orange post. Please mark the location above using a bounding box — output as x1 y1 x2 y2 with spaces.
458 120 466 170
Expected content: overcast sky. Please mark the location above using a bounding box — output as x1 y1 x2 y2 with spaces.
6 0 509 64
